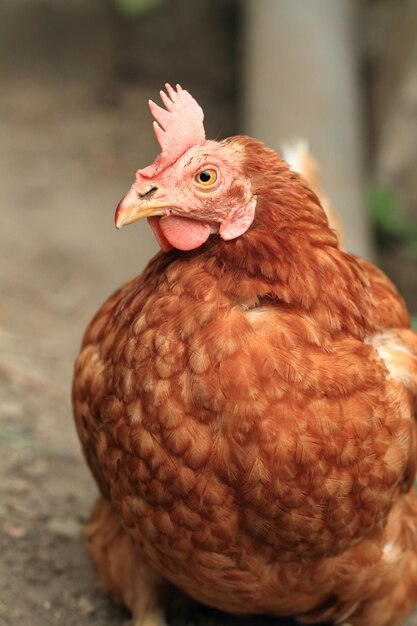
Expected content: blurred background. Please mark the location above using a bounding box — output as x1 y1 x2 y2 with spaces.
1 0 417 624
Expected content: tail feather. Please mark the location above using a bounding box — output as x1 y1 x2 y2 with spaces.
282 141 344 246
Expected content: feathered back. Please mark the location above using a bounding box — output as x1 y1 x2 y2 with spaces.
281 141 344 245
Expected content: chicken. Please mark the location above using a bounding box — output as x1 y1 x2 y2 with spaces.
72 84 417 626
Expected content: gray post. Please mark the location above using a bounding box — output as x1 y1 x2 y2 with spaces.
243 0 373 259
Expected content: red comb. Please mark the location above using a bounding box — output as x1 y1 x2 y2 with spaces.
139 84 206 177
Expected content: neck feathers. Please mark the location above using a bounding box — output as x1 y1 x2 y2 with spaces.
200 140 373 337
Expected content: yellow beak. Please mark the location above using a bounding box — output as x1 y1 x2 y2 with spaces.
114 188 166 229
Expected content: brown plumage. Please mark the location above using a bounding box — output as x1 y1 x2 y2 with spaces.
72 86 417 626
282 141 344 246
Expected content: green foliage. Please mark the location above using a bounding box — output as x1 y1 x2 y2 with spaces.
411 314 417 331
368 186 417 259
112 0 167 17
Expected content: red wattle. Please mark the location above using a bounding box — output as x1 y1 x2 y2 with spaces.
148 215 211 251
147 216 173 252
160 216 211 251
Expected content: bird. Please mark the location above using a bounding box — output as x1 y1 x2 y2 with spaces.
72 83 417 626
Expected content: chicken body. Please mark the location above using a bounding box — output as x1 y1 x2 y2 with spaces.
73 89 417 626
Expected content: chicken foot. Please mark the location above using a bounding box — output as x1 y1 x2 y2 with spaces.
128 608 167 626
85 497 168 626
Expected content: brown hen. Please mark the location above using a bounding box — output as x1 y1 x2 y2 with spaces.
72 85 417 626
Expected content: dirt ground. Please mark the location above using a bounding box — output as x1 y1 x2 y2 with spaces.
1 2 417 625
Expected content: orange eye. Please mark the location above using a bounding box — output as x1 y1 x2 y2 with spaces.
195 169 218 187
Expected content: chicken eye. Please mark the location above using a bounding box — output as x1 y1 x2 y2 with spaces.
195 169 218 187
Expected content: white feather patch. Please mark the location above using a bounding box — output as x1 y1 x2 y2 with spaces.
367 331 417 395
